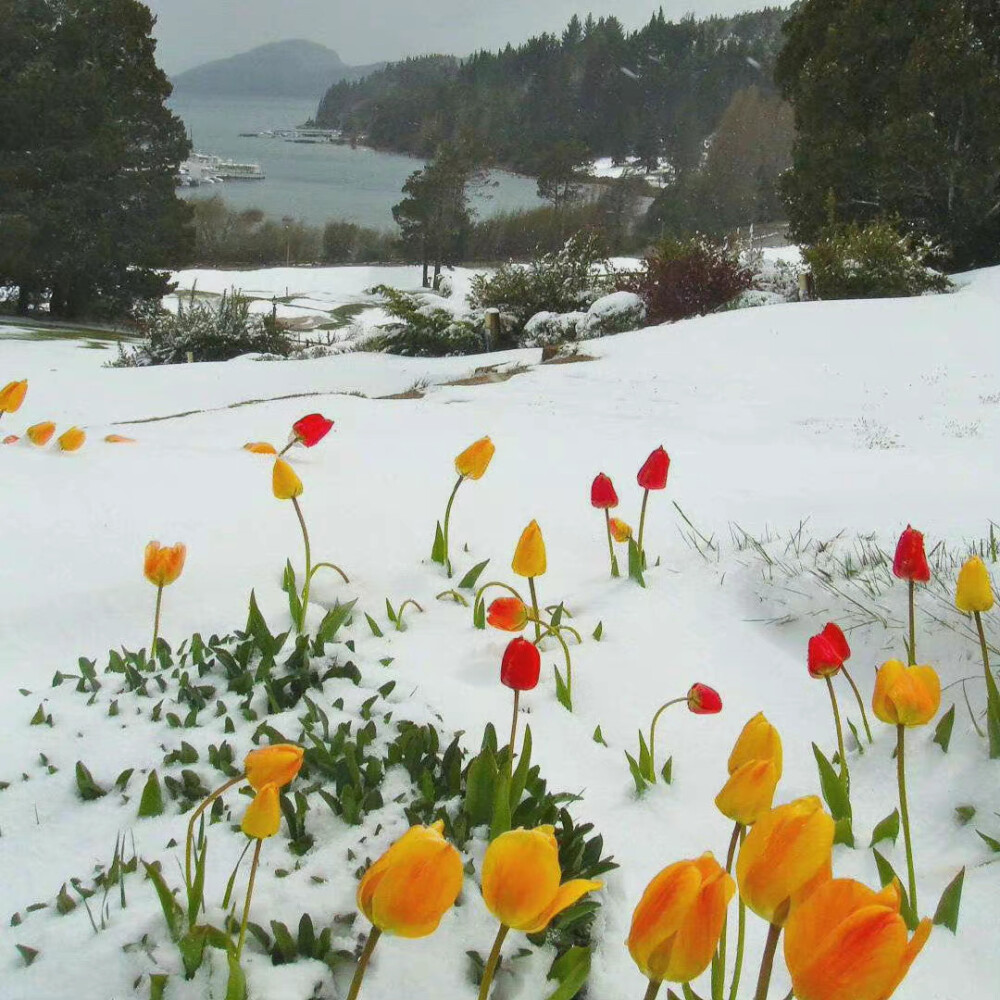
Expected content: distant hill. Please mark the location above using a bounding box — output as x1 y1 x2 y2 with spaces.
171 40 383 100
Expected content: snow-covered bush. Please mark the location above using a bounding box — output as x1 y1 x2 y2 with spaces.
522 310 588 347
578 290 647 338
362 285 483 357
804 221 951 299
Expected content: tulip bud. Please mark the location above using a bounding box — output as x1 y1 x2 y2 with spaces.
637 446 670 490
609 517 632 542
728 712 782 777
0 379 27 414
820 622 851 662
241 783 281 839
955 555 994 614
455 436 495 480
872 659 940 727
290 413 333 448
481 826 602 933
807 633 843 679
272 458 303 500
244 743 304 791
715 759 780 826
687 682 722 714
26 422 56 447
512 520 546 578
628 854 734 983
357 821 463 937
487 597 529 632
243 441 277 454
144 541 186 587
500 637 541 691
590 473 618 509
892 525 930 583
57 426 85 451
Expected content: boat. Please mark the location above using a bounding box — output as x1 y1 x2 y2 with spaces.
177 152 265 186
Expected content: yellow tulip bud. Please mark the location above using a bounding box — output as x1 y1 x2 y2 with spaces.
454 436 495 480
27 421 56 446
609 517 632 543
0 379 27 414
272 458 303 500
955 556 994 614
57 426 86 451
357 821 463 938
872 660 940 727
727 712 782 778
511 520 546 578
715 759 780 826
244 744 304 791
241 783 281 839
144 541 186 587
627 854 734 984
736 796 834 926
481 826 601 933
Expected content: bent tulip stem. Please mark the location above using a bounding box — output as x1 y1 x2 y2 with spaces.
643 980 662 1000
840 666 874 744
309 561 350 584
752 922 782 1000
346 927 382 1000
604 509 620 577
536 623 573 708
235 838 263 962
825 676 849 785
185 774 244 890
636 488 651 570
441 474 464 577
528 577 542 643
292 497 312 633
974 611 1000 757
908 580 916 665
648 697 687 780
478 924 510 1000
896 724 917 914
151 584 164 661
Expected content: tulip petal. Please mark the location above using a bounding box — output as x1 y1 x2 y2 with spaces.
628 863 704 978
664 866 735 982
520 878 602 934
879 919 931 1000
482 827 561 930
715 759 779 826
728 712 783 778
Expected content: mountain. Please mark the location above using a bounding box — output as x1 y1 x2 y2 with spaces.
171 40 383 100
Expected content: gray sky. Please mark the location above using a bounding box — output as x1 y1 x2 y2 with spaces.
147 1 783 75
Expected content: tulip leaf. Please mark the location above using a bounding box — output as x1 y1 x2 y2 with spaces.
660 756 673 786
846 718 865 755
473 598 486 630
550 603 564 628
270 920 298 963
933 704 955 753
457 559 490 591
430 521 446 565
954 804 976 825
188 837 208 926
315 600 357 647
627 538 646 587
554 667 573 712
510 727 533 811
869 809 900 847
282 561 302 628
149 974 169 1000
871 850 918 929
592 725 607 747
624 751 649 795
976 829 1000 853
75 761 107 801
933 867 965 933
464 749 497 827
178 927 208 979
490 773 512 839
811 743 850 821
365 613 383 638
592 621 603 641
138 770 164 818
225 953 247 1000
143 862 184 942
245 590 276 657
545 945 591 1000
637 731 653 783
16 945 39 967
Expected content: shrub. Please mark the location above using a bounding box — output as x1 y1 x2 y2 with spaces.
578 290 647 338
618 236 753 324
362 285 483 356
803 220 951 299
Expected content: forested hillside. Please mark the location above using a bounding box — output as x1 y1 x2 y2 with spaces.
314 8 790 174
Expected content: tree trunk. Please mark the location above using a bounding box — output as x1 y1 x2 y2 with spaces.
17 284 30 315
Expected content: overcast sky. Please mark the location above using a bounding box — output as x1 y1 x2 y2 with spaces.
146 1 784 75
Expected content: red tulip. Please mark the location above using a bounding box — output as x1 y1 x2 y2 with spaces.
892 525 930 583
687 683 722 714
591 473 619 509
291 413 334 448
808 633 843 679
487 597 530 632
500 638 541 692
821 622 851 662
637 446 670 490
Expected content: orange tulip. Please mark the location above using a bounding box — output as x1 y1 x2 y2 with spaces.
455 436 495 480
872 660 940 727
272 457 303 500
104 434 136 444
26 422 55 446
736 796 834 925
57 426 85 451
244 441 277 455
357 821 463 938
241 783 281 839
487 596 530 631
0 379 27 414
628 854 735 984
716 759 781 826
511 520 546 578
144 541 186 587
244 744 304 790
481 826 601 933
609 517 633 543
727 712 782 777
784 878 931 1000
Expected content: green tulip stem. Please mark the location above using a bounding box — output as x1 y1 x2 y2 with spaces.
477 923 511 1000
908 580 916 665
528 577 542 642
278 438 296 456
897 724 917 914
714 822 743 1000
727 828 748 1000
474 581 525 625
185 774 244 890
825 675 849 784
235 838 263 962
974 610 1000 757
346 926 382 1000
308 561 350 584
643 980 662 1000
508 690 521 774
604 509 621 577
292 496 311 633
752 922 782 1000
648 697 687 781
150 584 164 661
441 474 465 577
636 488 651 569
840 666 874 744
535 623 573 707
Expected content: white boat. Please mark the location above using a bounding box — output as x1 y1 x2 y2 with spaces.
178 152 265 186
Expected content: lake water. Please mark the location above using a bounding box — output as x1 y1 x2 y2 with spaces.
167 95 543 230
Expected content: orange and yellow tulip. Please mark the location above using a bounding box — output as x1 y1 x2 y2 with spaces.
872 660 940 727
956 555 994 614
27 421 55 446
784 878 931 1000
144 541 186 587
715 759 781 826
609 517 633 543
57 426 85 451
727 712 782 777
272 457 303 500
0 379 27 414
357 821 463 938
455 435 495 480
245 743 304 790
512 520 546 579
736 796 833 925
241 783 281 839
628 854 734 984
481 825 601 933
244 441 277 455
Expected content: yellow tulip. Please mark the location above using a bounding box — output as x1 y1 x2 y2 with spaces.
455 436 495 480
244 441 277 455
481 826 601 933
715 759 781 826
244 744 304 791
27 421 56 446
144 541 186 587
609 517 633 543
0 379 27 414
872 660 941 727
727 712 782 778
511 520 546 578
628 854 735 984
57 426 85 451
272 457 303 500
241 783 281 839
955 555 994 614
357 821 463 938
784 878 931 1000
736 796 834 926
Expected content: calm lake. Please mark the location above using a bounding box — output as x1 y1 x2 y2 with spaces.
167 94 543 230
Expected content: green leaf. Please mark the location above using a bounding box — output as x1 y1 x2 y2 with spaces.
225 953 247 1000
473 598 486 630
29 703 47 726
545 946 591 1000
976 829 1000 852
550 603 564 628
56 884 76 915
490 773 512 839
282 562 302 631
637 730 653 782
188 838 208 926
846 718 864 755
592 725 607 747
509 726 532 810
932 867 965 932
457 559 490 591
143 862 184 941
138 770 164 818
869 809 900 847
365 613 384 638
75 761 106 801
464 749 498 827
660 756 673 785
833 815 855 848
871 850 917 929
245 590 276 656
624 751 648 795
933 704 955 753
315 600 357 647
16 944 39 967
811 743 850 821
554 666 572 712
385 598 397 624
954 804 976 825
592 620 603 641
627 537 646 587
178 927 208 979
430 521 446 565
149 974 169 1000
270 920 298 962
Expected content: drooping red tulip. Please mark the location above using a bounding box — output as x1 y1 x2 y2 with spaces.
892 525 930 583
500 637 541 691
637 447 670 491
291 413 334 448
807 633 843 679
591 473 619 509
820 622 851 663
687 683 722 714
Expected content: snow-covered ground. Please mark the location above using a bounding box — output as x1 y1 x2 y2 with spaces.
2 263 999 999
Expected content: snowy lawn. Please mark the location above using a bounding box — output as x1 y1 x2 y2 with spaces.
1 264 999 999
